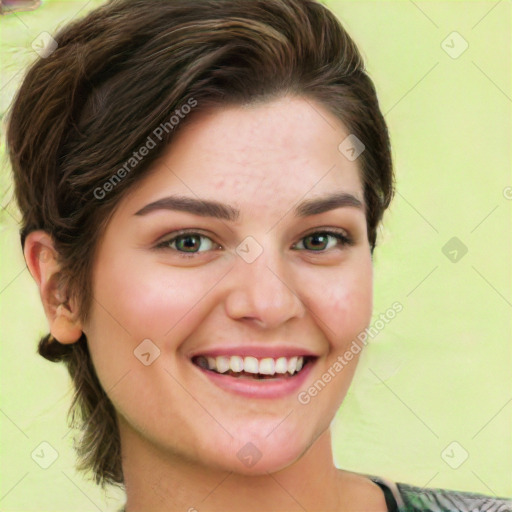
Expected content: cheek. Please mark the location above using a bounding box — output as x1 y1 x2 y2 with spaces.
84 250 226 389
91 250 224 340
312 259 373 348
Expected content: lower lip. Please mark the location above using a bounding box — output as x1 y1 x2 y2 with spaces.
193 360 315 399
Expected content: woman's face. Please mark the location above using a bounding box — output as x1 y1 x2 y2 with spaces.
84 95 373 474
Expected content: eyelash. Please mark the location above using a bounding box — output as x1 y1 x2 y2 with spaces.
154 229 353 259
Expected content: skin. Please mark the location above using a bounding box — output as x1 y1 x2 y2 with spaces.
25 95 387 511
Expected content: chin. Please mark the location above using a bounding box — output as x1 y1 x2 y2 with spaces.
198 421 317 476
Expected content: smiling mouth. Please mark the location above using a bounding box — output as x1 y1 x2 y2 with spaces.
192 355 316 380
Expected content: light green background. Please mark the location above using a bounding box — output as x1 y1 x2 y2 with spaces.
0 1 510 510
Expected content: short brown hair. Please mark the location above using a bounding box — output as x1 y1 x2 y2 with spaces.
6 0 394 489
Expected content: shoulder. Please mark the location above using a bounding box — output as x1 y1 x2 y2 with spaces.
337 470 389 512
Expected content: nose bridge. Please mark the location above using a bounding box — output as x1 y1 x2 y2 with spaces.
224 239 305 328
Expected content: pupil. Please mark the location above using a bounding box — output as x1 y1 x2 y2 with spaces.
307 234 326 250
178 235 200 252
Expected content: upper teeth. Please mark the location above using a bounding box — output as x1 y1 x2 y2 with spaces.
197 355 305 375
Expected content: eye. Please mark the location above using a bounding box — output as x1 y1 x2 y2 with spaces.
293 229 353 252
155 231 219 258
154 228 353 258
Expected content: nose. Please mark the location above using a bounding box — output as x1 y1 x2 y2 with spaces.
224 245 306 329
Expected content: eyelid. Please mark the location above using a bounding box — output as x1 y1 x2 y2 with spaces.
300 226 350 239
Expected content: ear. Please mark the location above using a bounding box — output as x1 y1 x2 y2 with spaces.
23 230 83 344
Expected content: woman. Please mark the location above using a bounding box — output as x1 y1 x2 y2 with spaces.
6 0 511 510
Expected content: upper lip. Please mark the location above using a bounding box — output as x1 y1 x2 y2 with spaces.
189 345 319 359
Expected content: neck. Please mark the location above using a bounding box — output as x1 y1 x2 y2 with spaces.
121 423 351 512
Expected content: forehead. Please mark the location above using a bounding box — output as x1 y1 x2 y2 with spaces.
119 95 364 218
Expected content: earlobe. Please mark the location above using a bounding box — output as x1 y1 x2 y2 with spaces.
50 304 83 345
23 230 83 345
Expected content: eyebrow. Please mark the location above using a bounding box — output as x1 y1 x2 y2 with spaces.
133 192 364 220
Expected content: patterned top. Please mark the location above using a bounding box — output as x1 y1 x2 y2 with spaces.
368 474 512 512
